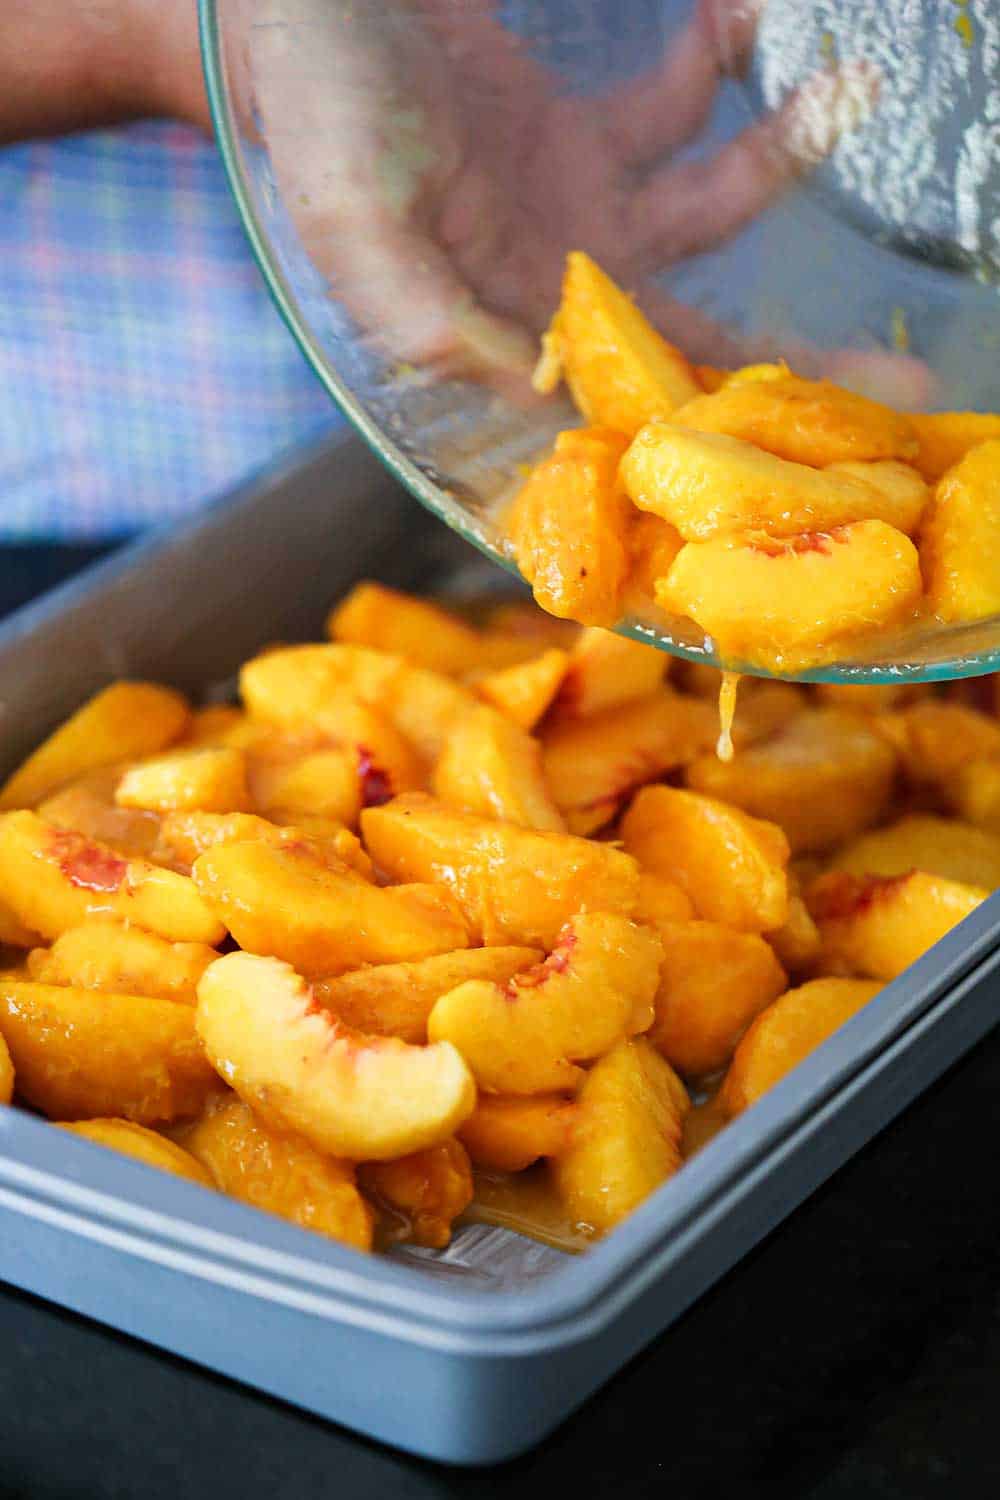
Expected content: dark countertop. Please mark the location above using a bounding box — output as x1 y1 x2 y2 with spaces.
2 546 1000 1500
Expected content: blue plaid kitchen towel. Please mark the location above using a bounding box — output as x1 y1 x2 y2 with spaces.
0 121 340 541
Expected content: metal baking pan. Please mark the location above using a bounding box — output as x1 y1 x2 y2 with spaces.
1 429 999 1466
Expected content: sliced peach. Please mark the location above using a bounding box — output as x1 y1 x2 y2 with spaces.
195 952 476 1160
313 947 540 1044
621 786 789 933
659 523 922 674
671 375 917 467
921 439 1000 622
192 838 468 977
950 759 1000 834
648 921 787 1078
245 708 423 821
0 1029 11 1105
826 459 927 534
28 918 217 1003
180 1092 373 1251
428 912 662 1094
362 793 640 947
0 811 225 945
910 411 1000 482
623 511 685 610
552 1038 689 1234
0 681 189 811
621 424 914 542
458 1094 577 1173
767 879 823 976
0 897 40 950
541 690 716 835
0 977 216 1123
541 251 699 433
432 704 564 831
552 627 667 720
878 701 1000 790
180 705 247 747
328 581 535 675
475 648 569 730
249 746 361 826
359 1138 473 1249
39 773 162 860
240 642 475 763
59 1118 214 1187
808 869 987 980
719 977 882 1117
507 426 631 626
634 870 695 926
831 813 1000 890
685 707 897 854
156 809 371 879
115 747 250 815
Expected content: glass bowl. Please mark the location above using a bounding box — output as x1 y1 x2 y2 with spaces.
200 0 1000 683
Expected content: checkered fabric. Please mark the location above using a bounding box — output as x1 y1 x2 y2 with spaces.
0 121 340 540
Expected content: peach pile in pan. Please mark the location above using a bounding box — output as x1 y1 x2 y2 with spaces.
514 251 1000 672
0 585 997 1252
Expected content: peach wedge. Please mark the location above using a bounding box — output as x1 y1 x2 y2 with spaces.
195 952 476 1160
362 794 639 948
808 870 987 981
27 918 217 1003
432 704 564 831
921 439 1000 623
831 814 1000 892
115 747 250 815
458 1094 577 1173
0 977 216 1123
59 1118 214 1188
552 1038 689 1235
428 912 662 1094
0 811 225 945
658 523 921 674
180 1092 374 1251
192 837 469 977
360 1139 473 1249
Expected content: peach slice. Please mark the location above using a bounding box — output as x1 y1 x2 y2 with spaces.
685 707 897 854
458 1094 577 1173
767 885 823 976
552 627 667 720
313 947 540 1045
195 952 476 1160
115 747 251 815
552 1038 689 1235
359 1139 473 1249
620 424 916 542
921 439 1000 622
0 811 225 945
540 690 716 835
179 1092 373 1251
648 920 787 1078
825 460 927 534
507 427 632 626
623 512 685 610
950 759 1000 834
0 897 43 950
39 773 162 861
180 705 247 747
192 838 468 976
328 581 536 676
671 375 918 467
0 1029 11 1105
878 701 1000 790
910 411 1000 482
0 681 189 811
540 251 700 432
429 911 661 1094
808 870 987 980
621 786 789 933
361 794 639 948
240 642 475 763
475 648 569 731
432 704 564 831
831 813 1000 891
28 918 217 1003
659 523 922 674
248 746 361 826
156 810 371 879
719 977 882 1117
59 1118 214 1188
0 977 216 1123
634 871 695 926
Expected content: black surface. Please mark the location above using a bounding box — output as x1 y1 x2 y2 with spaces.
2 549 1000 1500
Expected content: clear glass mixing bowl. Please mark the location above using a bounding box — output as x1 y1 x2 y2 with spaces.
200 0 1000 682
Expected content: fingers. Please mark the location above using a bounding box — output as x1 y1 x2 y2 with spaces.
629 60 878 263
602 0 764 168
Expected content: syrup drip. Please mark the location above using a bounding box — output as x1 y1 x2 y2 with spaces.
716 671 741 762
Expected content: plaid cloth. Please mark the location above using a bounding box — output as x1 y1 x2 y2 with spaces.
0 121 340 541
